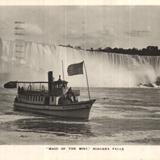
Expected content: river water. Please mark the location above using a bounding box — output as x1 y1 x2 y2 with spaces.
0 87 160 145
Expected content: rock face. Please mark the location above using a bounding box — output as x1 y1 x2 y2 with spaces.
1 38 160 87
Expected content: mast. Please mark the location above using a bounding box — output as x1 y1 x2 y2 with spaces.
48 71 53 95
83 61 91 100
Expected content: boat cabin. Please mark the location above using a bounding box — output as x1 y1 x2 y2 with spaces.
15 71 80 105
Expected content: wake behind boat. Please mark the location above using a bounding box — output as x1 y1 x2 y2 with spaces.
4 61 96 120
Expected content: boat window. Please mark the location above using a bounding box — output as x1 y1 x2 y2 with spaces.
41 97 43 101
52 96 54 101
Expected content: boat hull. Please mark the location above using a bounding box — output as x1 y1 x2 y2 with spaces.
14 99 95 120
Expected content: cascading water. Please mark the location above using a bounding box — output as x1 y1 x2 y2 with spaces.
0 38 160 87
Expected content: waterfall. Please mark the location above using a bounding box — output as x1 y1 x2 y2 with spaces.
0 38 160 87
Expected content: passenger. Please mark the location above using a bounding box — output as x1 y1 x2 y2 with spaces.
18 86 20 93
58 95 66 105
21 86 24 92
58 87 78 105
15 96 18 102
27 85 32 91
66 87 77 103
58 95 70 105
66 87 73 103
41 85 45 91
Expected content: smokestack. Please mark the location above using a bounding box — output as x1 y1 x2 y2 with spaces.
48 71 53 94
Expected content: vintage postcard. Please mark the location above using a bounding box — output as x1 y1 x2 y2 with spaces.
0 0 160 159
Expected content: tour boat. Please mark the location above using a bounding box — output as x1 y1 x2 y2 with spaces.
4 62 96 120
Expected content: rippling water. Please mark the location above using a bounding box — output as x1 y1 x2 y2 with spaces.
0 87 160 144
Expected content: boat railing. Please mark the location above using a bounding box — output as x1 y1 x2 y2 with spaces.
18 86 48 95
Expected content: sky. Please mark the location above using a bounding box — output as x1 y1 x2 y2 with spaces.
0 6 160 49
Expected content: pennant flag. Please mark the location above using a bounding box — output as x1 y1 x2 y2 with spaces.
67 61 84 76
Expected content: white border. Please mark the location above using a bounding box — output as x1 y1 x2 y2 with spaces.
0 1 160 159
0 145 160 160
0 0 160 6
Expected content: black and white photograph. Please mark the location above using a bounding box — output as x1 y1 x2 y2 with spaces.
0 4 160 146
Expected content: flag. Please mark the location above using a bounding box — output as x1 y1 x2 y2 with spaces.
67 61 84 76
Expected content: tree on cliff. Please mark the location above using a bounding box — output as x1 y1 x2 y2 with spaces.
93 45 160 56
